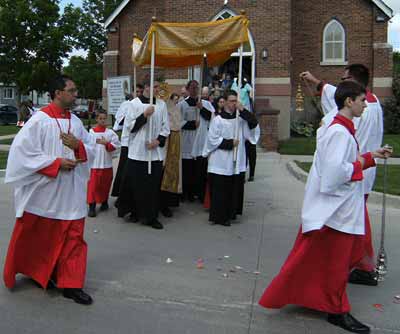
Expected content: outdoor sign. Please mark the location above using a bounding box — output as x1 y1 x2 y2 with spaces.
107 76 131 115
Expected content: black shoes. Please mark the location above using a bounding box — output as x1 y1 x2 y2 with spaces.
150 220 164 230
63 288 93 305
160 207 173 218
216 221 231 227
248 176 254 182
100 202 109 211
128 213 139 223
349 269 378 286
88 203 96 217
327 313 370 333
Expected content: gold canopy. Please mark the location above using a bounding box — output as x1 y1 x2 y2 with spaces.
133 15 249 68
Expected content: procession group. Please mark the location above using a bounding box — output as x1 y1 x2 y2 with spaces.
2 63 393 334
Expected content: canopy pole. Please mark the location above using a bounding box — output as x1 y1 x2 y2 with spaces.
234 43 243 163
148 20 156 175
133 33 138 98
133 65 137 98
197 54 206 122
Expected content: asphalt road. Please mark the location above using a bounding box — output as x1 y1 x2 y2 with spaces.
0 153 399 334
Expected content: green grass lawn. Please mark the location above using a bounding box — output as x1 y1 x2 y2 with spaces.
0 151 8 169
280 135 400 157
0 138 13 145
295 161 400 196
0 125 20 137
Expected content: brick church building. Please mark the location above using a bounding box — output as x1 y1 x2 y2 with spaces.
103 0 393 139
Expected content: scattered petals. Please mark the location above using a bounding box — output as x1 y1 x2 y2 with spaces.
196 258 204 269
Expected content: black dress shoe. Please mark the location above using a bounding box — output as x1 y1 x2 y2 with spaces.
327 313 370 333
349 269 378 286
216 221 231 226
248 176 254 182
88 203 96 217
150 220 164 230
100 202 109 211
160 207 173 218
31 278 57 290
63 288 93 305
128 213 139 223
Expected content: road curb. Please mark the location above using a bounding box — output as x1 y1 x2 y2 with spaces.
286 160 400 208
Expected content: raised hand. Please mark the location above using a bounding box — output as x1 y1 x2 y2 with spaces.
61 133 80 150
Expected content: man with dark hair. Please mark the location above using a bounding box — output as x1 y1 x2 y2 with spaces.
203 90 259 226
117 80 170 229
179 80 200 202
300 64 370 115
259 81 392 334
301 65 384 286
3 74 95 305
136 84 144 98
112 85 138 205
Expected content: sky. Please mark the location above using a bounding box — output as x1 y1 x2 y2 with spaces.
59 0 400 55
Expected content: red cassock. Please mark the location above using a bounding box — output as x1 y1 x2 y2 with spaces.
259 116 375 314
87 126 116 204
356 196 375 272
3 103 89 289
4 213 87 289
259 226 366 314
203 180 211 209
87 168 113 204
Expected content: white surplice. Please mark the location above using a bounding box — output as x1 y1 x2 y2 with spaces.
179 97 198 159
113 100 133 147
302 124 366 235
5 111 96 220
191 100 215 158
203 113 260 176
321 85 384 193
124 97 170 162
89 128 121 169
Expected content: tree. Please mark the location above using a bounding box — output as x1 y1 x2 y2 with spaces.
0 0 82 100
63 54 103 99
77 0 122 62
394 52 400 76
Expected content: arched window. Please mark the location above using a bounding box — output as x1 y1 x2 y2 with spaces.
212 9 253 54
322 19 346 64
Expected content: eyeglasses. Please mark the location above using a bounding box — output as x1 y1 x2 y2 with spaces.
341 76 353 81
63 88 78 94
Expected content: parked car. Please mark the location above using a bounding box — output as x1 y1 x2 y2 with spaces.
72 105 96 119
0 104 18 125
72 105 89 118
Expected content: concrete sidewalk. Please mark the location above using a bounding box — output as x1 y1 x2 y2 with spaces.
0 152 399 334
0 134 17 140
282 154 400 165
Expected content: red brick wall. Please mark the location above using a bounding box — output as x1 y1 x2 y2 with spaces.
104 1 292 83
291 0 391 97
103 0 393 103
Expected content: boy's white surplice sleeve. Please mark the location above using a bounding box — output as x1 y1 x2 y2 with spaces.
321 83 337 115
202 117 224 157
319 130 355 195
160 102 170 138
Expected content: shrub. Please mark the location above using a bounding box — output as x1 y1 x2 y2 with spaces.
290 121 315 137
383 75 400 134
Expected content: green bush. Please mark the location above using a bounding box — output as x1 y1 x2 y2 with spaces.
383 74 400 134
290 121 315 137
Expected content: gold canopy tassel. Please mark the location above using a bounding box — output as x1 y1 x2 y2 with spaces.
295 83 304 112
